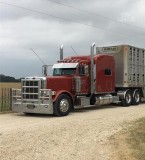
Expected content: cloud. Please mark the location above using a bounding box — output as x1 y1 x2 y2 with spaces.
0 0 145 78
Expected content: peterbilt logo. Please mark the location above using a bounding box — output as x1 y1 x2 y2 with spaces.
102 46 118 52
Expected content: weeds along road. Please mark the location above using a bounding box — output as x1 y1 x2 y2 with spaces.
1 103 145 160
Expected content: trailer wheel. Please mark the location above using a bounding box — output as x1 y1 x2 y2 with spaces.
121 90 132 107
54 94 72 116
132 90 141 105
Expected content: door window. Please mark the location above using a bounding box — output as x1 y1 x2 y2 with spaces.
78 66 85 76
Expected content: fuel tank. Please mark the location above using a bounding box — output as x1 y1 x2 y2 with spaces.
95 94 113 105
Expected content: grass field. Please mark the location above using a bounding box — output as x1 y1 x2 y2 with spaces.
0 82 21 89
110 117 145 160
127 118 145 159
0 82 21 96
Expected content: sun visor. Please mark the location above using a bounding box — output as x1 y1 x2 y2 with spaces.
52 63 78 69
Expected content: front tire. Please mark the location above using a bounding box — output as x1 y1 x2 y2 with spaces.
54 94 72 116
121 90 132 107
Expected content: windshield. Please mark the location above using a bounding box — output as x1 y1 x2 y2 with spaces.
53 68 76 76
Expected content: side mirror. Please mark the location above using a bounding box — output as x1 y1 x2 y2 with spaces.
42 65 48 76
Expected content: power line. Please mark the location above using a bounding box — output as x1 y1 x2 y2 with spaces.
47 0 145 32
70 46 78 56
0 1 145 40
30 48 46 65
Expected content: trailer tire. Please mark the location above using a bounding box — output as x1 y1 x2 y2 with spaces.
132 90 141 105
121 90 132 107
54 94 72 116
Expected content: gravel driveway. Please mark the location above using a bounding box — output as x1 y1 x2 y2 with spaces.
1 103 145 160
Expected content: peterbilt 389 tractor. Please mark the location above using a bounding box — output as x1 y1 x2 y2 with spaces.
12 43 145 116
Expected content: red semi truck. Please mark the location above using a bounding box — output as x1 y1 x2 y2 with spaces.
12 43 145 116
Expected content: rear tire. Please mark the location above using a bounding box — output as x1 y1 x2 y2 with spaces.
132 90 141 105
54 94 72 116
121 90 132 107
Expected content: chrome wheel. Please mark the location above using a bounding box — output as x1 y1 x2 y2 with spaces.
132 90 141 105
121 90 132 107
59 99 69 113
134 92 140 103
126 93 132 104
54 94 72 116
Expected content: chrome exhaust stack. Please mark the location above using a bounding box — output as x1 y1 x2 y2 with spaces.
42 65 48 76
90 42 95 95
60 44 63 60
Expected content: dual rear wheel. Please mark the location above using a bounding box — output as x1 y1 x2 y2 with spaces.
121 89 141 107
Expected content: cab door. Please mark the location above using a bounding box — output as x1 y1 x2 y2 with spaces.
78 65 90 93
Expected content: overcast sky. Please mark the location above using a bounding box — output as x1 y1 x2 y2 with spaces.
0 0 145 78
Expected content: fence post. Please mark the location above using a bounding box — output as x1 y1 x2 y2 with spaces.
4 88 6 111
0 88 12 112
10 88 12 111
0 89 1 112
1 88 3 111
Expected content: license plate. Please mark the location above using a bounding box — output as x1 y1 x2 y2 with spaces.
27 104 35 109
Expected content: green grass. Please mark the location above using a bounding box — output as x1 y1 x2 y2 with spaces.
110 117 145 160
126 118 145 160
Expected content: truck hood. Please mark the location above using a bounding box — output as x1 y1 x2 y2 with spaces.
46 76 74 92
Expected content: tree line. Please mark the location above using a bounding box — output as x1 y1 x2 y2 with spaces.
0 74 21 82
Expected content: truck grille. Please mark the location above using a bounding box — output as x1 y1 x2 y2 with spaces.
22 80 40 100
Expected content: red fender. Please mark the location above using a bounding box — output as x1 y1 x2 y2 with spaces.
52 90 74 103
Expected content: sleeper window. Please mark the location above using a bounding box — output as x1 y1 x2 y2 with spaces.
104 68 111 76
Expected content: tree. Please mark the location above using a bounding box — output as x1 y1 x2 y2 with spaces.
0 74 21 82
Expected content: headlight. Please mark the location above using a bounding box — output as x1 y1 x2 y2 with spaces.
52 91 56 95
41 90 56 96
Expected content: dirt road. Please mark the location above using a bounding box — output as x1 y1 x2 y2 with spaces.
1 104 145 160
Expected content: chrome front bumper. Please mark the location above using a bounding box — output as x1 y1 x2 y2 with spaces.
12 89 54 114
